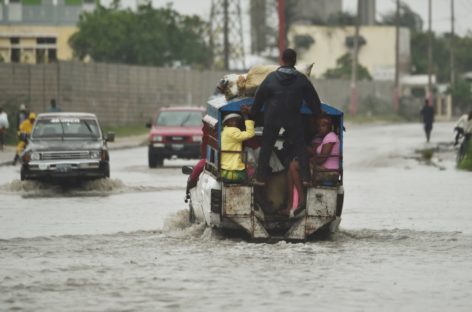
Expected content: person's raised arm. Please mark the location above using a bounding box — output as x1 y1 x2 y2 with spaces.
226 121 255 142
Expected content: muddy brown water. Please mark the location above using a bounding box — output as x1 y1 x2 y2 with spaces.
1 123 471 311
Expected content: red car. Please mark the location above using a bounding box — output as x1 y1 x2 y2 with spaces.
146 106 205 167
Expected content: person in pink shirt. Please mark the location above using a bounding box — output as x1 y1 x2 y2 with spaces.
311 117 340 171
280 116 339 218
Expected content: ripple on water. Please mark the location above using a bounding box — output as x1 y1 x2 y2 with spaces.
0 178 125 196
0 178 184 198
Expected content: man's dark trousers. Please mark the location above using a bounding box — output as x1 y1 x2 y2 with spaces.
257 123 309 182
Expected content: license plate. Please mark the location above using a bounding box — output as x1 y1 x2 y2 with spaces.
171 144 184 151
39 163 48 171
56 164 71 172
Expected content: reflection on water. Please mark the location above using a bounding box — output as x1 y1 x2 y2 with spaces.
1 123 471 311
1 214 471 312
1 179 126 196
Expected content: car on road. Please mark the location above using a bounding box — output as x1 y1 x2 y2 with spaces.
147 106 205 168
20 112 114 181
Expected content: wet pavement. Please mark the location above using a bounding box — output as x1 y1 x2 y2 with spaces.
0 122 471 312
0 146 16 166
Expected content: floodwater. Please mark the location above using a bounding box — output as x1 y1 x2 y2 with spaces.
1 122 471 312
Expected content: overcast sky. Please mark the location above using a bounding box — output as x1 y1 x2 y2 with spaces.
103 0 471 37
127 0 469 36
345 0 471 35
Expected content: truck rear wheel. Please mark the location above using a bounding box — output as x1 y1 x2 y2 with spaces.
189 200 196 223
148 156 157 168
20 165 27 181
103 163 110 178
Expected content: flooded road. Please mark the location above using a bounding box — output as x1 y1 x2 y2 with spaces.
1 122 471 311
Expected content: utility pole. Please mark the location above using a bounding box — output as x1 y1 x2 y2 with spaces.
427 0 433 106
210 0 246 70
450 0 455 86
278 0 286 60
350 0 361 116
394 0 400 112
223 0 229 71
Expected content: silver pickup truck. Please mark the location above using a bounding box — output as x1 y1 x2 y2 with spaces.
20 112 114 181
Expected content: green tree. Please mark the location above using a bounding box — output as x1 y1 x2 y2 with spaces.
326 12 356 26
323 53 372 80
453 34 472 78
410 32 449 81
69 4 211 67
380 3 423 33
382 4 472 86
450 79 472 112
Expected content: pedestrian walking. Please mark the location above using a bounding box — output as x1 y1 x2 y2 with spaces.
16 104 29 131
250 48 322 186
0 107 9 151
420 99 435 143
48 98 61 112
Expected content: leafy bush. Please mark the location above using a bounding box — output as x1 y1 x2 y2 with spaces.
458 142 472 171
323 53 372 81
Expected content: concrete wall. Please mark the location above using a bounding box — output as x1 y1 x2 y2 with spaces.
0 62 396 127
314 79 395 115
0 62 227 126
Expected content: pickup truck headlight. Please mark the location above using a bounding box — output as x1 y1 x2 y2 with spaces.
192 135 202 142
152 135 163 142
90 151 101 159
30 152 40 161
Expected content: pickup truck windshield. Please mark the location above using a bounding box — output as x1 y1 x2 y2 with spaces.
32 118 101 139
156 111 202 127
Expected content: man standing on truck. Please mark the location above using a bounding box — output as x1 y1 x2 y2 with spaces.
249 48 322 186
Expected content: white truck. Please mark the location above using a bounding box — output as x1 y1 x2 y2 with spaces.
182 96 344 241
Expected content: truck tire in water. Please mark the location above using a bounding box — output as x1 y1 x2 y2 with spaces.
148 147 163 168
103 163 110 178
20 165 27 181
188 200 196 224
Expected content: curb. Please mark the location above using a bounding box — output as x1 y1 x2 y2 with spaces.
109 141 147 151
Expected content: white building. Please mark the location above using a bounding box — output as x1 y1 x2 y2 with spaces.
288 25 410 81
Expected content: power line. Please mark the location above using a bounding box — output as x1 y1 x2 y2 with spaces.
209 0 246 70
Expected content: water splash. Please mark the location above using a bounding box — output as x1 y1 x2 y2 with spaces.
162 210 208 239
0 178 126 197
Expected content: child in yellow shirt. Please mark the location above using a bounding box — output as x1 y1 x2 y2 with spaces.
220 106 255 183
